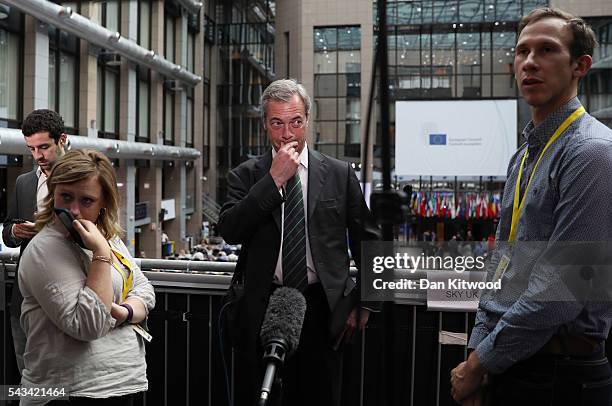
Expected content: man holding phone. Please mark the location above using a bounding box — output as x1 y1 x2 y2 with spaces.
2 109 67 375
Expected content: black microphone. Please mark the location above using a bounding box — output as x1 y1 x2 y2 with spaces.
258 287 307 406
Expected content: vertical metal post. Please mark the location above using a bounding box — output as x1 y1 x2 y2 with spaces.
209 296 214 406
376 2 396 405
1 264 6 386
436 313 442 406
186 294 191 402
464 312 469 360
378 0 391 239
164 292 168 406
410 305 417 405
360 328 366 406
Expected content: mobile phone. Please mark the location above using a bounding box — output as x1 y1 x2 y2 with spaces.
53 207 86 248
11 218 29 224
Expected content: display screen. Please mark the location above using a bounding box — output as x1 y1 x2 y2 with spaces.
395 100 518 177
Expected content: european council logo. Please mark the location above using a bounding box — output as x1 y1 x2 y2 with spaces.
429 133 447 145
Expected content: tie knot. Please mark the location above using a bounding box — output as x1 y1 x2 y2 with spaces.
287 173 300 186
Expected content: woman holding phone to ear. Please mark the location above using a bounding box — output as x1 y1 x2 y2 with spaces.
18 149 155 406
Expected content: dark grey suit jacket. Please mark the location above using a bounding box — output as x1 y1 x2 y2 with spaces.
218 148 380 351
2 169 38 317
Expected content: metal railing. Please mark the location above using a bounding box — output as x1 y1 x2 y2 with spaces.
1 253 474 406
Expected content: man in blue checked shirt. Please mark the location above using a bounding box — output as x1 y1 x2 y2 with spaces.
451 7 612 406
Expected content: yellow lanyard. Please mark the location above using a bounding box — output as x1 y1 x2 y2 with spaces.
110 247 135 302
509 106 585 242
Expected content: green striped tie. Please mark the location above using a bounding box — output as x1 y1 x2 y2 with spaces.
282 174 308 291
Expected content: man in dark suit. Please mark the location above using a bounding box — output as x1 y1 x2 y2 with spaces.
218 79 380 406
3 109 67 375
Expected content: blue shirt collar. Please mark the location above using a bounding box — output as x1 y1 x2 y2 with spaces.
522 97 583 149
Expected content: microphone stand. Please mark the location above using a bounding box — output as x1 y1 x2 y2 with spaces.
258 338 288 406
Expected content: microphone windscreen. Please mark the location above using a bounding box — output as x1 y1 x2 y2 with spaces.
260 287 307 356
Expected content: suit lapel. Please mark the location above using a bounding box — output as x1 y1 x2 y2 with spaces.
253 150 282 231
25 170 38 218
308 148 328 220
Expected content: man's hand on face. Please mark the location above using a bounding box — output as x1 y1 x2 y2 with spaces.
12 221 37 240
270 141 301 189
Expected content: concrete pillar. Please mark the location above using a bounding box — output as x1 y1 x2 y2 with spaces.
139 161 163 258
189 11 204 243
117 0 138 255
205 42 218 203
165 11 188 251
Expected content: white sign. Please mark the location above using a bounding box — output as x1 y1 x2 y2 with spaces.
161 199 176 221
395 100 517 177
426 270 487 312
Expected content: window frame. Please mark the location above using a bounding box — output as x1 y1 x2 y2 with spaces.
48 25 80 134
0 10 24 128
136 66 151 143
313 25 362 160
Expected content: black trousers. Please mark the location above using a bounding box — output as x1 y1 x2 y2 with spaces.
489 353 612 406
234 283 343 406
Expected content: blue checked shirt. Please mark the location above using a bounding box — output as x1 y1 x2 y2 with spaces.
468 97 612 373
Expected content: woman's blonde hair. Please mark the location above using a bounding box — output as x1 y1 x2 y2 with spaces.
36 149 123 240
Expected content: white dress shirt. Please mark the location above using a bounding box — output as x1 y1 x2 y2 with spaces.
272 143 318 285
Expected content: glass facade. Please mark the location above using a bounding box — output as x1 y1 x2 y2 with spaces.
581 18 612 129
163 89 174 144
187 88 194 147
375 0 547 171
0 0 239 257
96 0 121 139
0 7 22 126
378 0 545 25
386 25 516 100
186 31 196 147
163 10 177 144
48 23 79 133
96 64 119 138
165 14 176 64
136 0 152 142
138 0 152 49
136 66 150 142
215 0 275 200
313 26 362 161
202 2 214 170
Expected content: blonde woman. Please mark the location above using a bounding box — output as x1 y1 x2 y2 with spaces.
18 149 155 405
